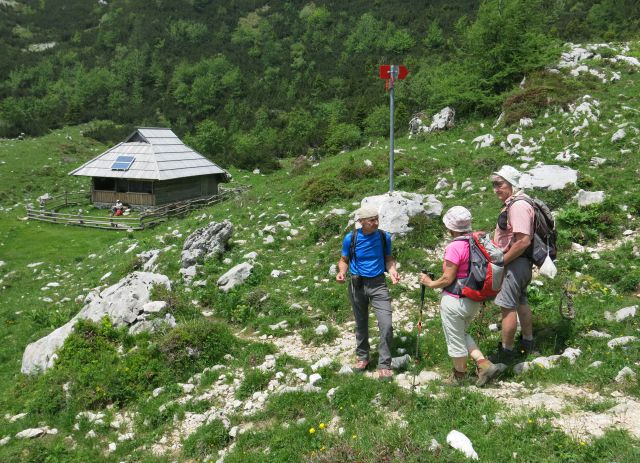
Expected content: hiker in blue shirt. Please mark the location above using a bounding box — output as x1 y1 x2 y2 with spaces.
336 206 400 381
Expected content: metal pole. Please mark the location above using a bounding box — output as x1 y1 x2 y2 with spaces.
389 65 397 194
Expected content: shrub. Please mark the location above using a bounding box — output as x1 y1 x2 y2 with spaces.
325 123 361 154
338 161 379 182
502 71 579 125
299 177 351 208
363 105 390 137
159 319 238 378
307 213 347 243
82 120 135 144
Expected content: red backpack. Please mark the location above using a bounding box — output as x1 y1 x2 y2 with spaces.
443 232 504 301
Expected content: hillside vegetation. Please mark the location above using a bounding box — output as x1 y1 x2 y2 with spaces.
1 37 640 461
1 0 640 170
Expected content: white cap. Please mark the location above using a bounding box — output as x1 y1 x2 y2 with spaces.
442 206 472 232
355 206 379 220
492 165 521 188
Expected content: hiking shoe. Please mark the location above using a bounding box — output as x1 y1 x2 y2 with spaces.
488 342 518 364
476 360 507 387
378 368 394 382
442 368 470 386
354 359 369 372
519 337 540 356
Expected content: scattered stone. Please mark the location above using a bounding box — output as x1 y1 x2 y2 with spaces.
574 189 605 207
607 336 637 349
447 430 478 460
583 330 611 338
611 128 626 143
590 361 603 368
311 357 332 372
615 367 637 383
217 263 253 293
338 365 353 375
314 324 328 336
309 373 322 385
604 305 637 322
0 436 9 446
472 134 494 149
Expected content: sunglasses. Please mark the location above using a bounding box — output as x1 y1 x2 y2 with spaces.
492 181 507 188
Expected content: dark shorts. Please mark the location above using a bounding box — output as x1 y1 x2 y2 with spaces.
494 257 532 310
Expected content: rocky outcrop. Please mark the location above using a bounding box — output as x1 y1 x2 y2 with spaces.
181 220 233 268
409 107 455 136
21 272 171 374
358 191 443 235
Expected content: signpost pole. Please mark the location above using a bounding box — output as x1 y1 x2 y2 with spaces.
389 65 398 194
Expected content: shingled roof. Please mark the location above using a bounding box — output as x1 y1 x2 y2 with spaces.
69 127 229 181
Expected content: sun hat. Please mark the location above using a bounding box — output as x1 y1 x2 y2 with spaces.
492 165 521 188
355 206 379 220
442 206 472 232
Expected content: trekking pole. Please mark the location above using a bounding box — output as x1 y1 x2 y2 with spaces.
412 270 431 391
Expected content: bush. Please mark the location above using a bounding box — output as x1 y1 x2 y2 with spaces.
501 71 579 125
363 105 390 137
337 160 379 182
82 120 135 144
325 123 361 154
307 213 347 243
298 177 351 208
159 319 239 378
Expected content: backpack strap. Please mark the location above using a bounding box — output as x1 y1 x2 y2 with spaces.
504 195 536 260
349 229 389 266
442 235 472 296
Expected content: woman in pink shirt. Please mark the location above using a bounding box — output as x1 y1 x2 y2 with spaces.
420 206 505 387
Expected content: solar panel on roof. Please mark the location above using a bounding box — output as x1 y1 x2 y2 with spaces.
111 155 135 171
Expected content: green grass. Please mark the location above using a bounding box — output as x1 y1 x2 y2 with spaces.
1 45 640 461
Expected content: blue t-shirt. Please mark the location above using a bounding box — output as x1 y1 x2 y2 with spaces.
341 229 392 277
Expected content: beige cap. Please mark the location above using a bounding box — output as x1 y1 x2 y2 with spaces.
355 206 379 220
442 206 472 232
492 165 521 188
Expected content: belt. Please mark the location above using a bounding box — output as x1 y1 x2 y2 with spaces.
355 274 384 279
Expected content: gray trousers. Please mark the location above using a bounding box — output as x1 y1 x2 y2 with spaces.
348 274 393 369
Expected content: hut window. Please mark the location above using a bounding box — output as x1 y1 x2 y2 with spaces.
94 177 115 190
129 181 152 194
116 179 128 192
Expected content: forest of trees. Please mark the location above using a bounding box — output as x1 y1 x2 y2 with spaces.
1 0 639 170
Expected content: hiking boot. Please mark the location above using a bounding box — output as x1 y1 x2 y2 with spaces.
518 337 540 356
488 342 518 364
442 368 470 386
475 360 507 387
378 368 394 382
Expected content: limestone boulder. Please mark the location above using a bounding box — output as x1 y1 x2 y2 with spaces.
358 191 443 235
181 220 233 268
217 262 253 293
519 165 578 190
21 272 171 374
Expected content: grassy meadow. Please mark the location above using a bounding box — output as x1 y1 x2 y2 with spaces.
0 49 640 462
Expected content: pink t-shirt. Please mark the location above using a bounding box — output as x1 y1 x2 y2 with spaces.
493 194 535 252
442 239 470 297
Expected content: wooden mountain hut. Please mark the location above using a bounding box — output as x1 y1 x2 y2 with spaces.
69 128 230 209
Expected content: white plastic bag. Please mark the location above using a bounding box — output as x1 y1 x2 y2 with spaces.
539 255 557 279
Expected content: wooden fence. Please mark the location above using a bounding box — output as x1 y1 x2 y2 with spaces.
25 186 249 231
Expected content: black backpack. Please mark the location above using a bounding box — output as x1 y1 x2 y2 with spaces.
506 196 557 267
349 229 388 263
